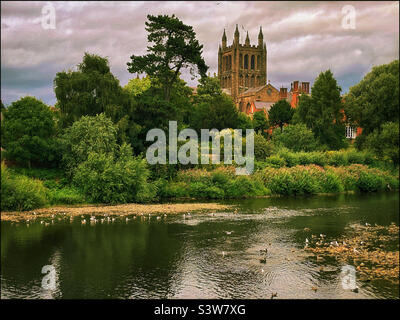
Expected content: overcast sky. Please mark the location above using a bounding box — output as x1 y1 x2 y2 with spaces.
1 1 399 106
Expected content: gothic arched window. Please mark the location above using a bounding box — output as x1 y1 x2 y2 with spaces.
244 54 248 69
239 54 243 69
251 55 255 69
246 103 251 113
257 55 260 70
228 55 232 70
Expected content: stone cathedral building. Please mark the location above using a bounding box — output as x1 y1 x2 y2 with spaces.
217 25 310 117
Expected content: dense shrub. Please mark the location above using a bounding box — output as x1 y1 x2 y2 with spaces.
257 164 397 196
159 181 189 198
254 133 274 161
72 144 155 204
47 186 86 205
357 171 385 192
364 122 399 164
60 113 118 175
262 149 381 169
272 123 318 152
1 163 48 211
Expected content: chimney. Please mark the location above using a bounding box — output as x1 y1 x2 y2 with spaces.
279 87 288 99
293 81 299 92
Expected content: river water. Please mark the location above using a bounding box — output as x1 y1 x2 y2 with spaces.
1 192 399 299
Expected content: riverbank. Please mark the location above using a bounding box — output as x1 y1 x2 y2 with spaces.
0 202 234 222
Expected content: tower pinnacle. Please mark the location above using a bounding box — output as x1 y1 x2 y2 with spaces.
245 31 250 46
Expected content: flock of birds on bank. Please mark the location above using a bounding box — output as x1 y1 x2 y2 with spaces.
13 210 223 227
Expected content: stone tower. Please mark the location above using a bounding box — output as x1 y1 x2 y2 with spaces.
218 25 267 103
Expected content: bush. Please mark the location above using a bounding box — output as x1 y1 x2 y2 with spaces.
357 171 385 192
72 143 155 204
323 170 344 193
264 155 287 168
1 162 48 211
254 133 274 161
159 181 189 198
364 122 399 164
272 123 318 152
60 113 118 175
47 186 86 205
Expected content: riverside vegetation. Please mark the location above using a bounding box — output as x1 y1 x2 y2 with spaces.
1 15 398 212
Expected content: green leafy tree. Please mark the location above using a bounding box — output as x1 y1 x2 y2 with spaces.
296 70 347 150
1 96 57 167
54 52 132 131
188 76 240 132
124 76 152 97
268 99 294 132
60 113 118 175
344 60 399 149
195 75 223 100
127 14 208 101
344 60 399 136
272 123 318 152
364 122 399 164
236 112 253 131
130 76 193 154
252 111 269 135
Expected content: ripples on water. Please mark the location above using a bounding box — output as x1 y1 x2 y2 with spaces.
1 192 399 299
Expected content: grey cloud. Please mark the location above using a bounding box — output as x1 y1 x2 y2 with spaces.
1 1 399 105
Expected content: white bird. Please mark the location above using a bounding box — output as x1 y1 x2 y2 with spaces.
126 217 129 222
225 231 233 235
222 251 226 257
365 223 371 227
90 216 96 221
156 216 161 220
187 212 191 216
320 234 326 238
305 238 309 244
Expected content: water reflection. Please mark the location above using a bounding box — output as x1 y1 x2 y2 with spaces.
1 192 399 299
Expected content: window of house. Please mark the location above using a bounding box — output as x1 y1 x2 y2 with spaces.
244 55 248 69
251 55 255 69
345 126 356 139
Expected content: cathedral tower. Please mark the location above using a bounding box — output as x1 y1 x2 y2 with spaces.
218 25 267 103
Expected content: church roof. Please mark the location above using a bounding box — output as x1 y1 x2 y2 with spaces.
222 88 231 95
254 101 275 112
241 85 266 95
